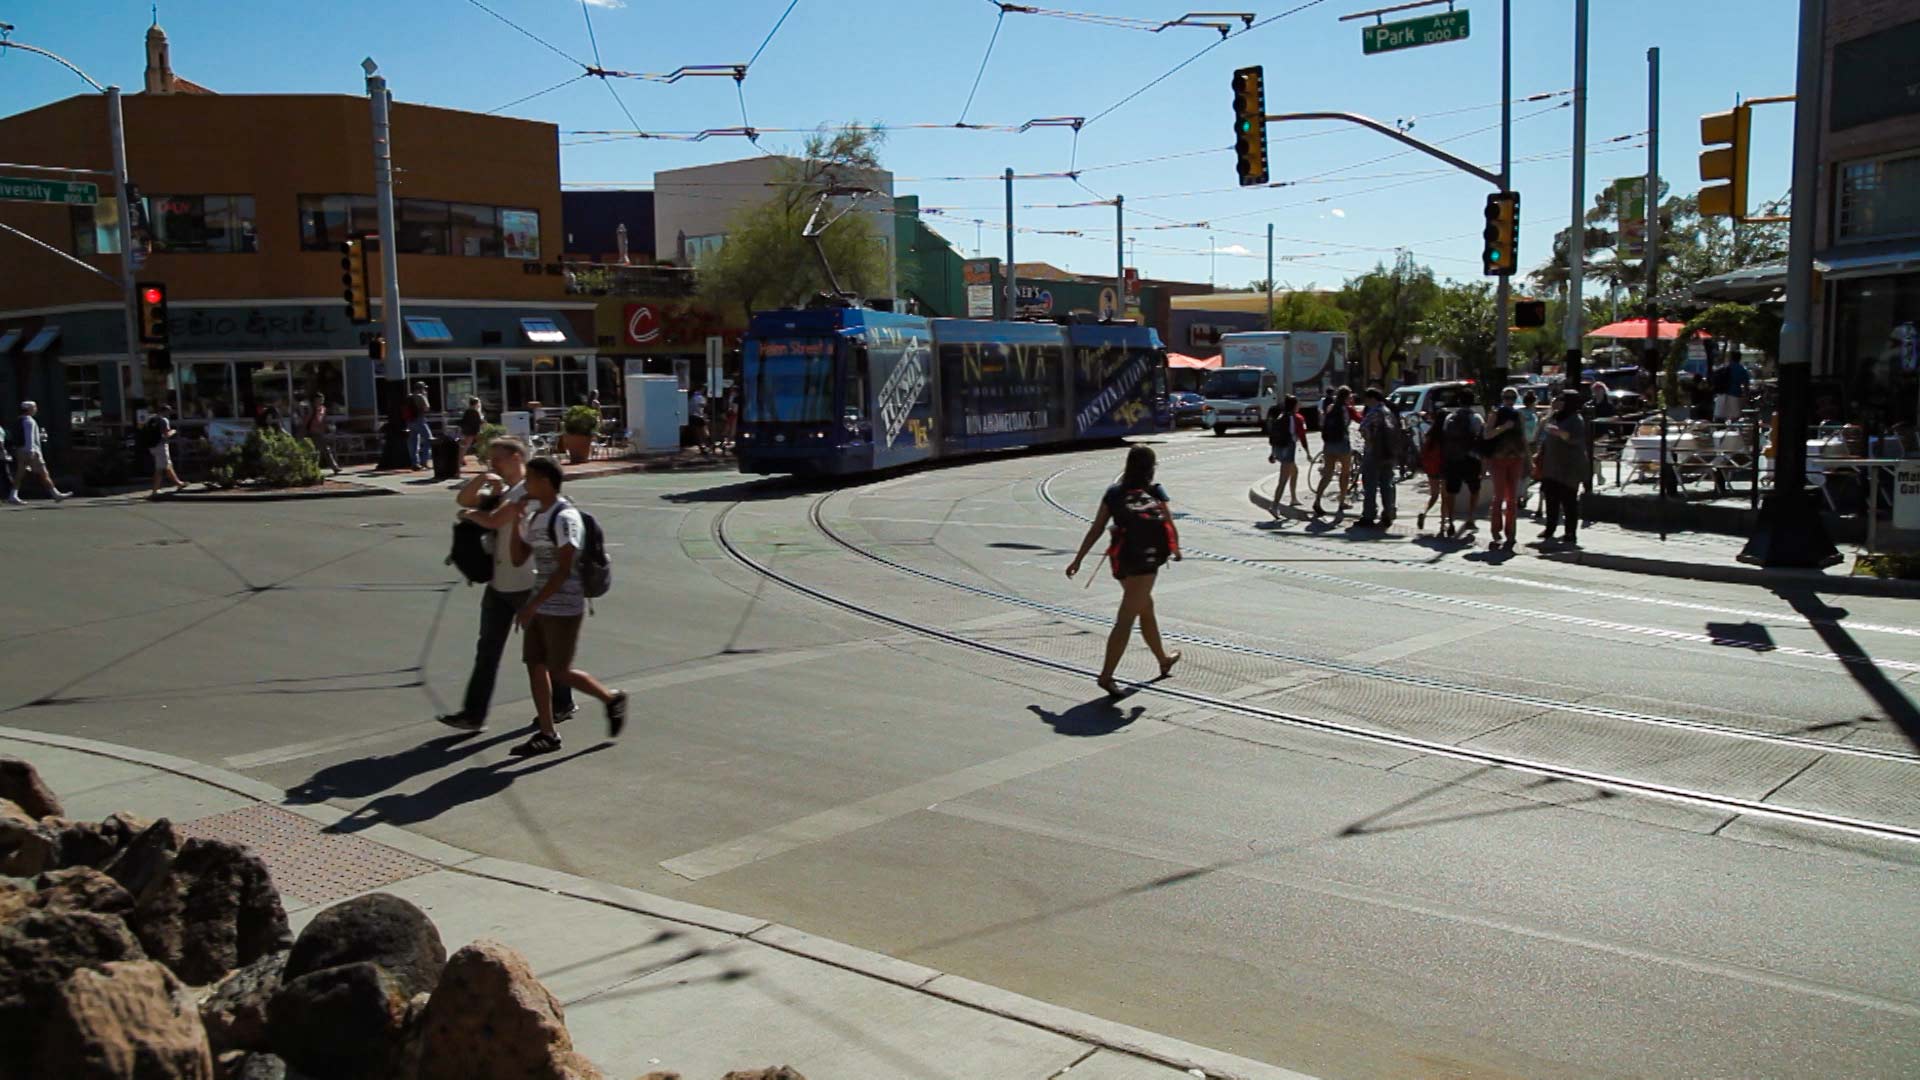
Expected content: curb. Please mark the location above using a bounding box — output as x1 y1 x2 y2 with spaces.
162 485 395 503
0 724 1313 1080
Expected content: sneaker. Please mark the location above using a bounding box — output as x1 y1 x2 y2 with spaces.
534 705 578 726
435 712 483 732
4 495 21 506
606 691 628 738
509 732 562 757
52 491 70 501
1353 517 1377 528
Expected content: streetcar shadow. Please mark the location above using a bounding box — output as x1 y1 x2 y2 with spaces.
1029 699 1145 737
659 475 828 503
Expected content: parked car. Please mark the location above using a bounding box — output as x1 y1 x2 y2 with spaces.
1387 380 1482 447
1168 391 1205 427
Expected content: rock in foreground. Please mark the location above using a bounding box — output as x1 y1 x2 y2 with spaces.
417 938 602 1080
34 958 214 1080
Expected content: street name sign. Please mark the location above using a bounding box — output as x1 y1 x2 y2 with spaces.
0 177 100 206
1362 10 1470 55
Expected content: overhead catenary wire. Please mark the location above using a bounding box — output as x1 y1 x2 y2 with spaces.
487 72 590 116
462 0 585 67
748 0 803 67
958 4 1008 124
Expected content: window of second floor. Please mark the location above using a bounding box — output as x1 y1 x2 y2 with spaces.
1836 152 1920 243
147 195 258 253
299 195 538 259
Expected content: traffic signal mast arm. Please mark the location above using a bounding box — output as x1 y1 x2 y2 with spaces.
1259 111 1504 188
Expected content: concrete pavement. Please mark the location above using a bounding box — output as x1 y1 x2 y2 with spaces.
1 729 1306 1080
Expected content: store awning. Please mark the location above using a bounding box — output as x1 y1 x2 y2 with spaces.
1166 351 1221 369
1693 263 1787 302
519 316 569 344
403 316 454 344
0 328 21 355
1586 319 1704 340
23 326 61 355
1815 241 1920 280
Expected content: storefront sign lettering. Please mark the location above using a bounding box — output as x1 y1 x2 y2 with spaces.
166 307 343 350
625 304 662 345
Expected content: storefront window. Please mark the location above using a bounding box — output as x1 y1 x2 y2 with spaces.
65 365 104 429
451 205 500 257
177 363 235 420
68 199 123 256
1837 153 1920 243
398 199 450 255
501 209 539 260
238 360 293 422
148 195 258 253
474 359 503 416
1831 273 1920 432
561 356 591 406
292 359 347 420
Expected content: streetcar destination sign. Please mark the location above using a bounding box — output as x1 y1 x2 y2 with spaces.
0 177 100 206
1362 10 1471 55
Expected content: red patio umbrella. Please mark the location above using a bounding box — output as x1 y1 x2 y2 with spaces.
1166 352 1221 369
1585 319 1710 340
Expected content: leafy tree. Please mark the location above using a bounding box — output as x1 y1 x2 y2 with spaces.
1419 282 1498 379
1268 288 1348 332
697 125 892 321
1335 253 1439 383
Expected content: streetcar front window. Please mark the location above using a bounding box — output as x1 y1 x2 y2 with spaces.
748 338 836 423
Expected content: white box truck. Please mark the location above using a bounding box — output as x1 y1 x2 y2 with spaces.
1198 331 1348 435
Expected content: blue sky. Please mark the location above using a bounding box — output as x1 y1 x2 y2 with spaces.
3 0 1799 289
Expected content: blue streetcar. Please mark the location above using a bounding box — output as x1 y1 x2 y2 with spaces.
737 307 1171 476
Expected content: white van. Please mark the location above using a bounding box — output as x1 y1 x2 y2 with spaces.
1199 331 1348 435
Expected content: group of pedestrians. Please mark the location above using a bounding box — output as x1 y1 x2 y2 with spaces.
1263 385 1592 548
438 436 626 757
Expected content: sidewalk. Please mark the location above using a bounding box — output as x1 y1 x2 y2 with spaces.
0 725 1313 1080
1247 476 1920 599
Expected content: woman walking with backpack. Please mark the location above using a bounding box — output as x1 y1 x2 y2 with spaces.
1265 395 1308 514
1310 386 1355 517
1066 445 1182 696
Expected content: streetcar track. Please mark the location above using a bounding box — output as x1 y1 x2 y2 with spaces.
807 493 1918 765
1038 466 1920 675
711 496 1920 846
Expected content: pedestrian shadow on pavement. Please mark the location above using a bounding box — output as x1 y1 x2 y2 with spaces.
1029 699 1144 737
1462 547 1516 566
286 730 523 805
321 743 614 834
1704 621 1777 652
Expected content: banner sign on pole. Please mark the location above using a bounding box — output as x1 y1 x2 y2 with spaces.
1614 176 1648 259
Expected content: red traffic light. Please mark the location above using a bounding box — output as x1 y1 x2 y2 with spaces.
142 287 164 305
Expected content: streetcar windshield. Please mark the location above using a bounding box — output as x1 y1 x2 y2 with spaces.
1199 368 1263 399
748 338 836 423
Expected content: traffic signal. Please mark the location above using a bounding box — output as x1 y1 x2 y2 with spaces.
340 238 370 323
1514 298 1546 328
137 281 169 345
145 348 173 373
1232 66 1268 187
1698 104 1751 219
1482 191 1519 276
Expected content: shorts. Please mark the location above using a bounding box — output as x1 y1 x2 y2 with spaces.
151 444 172 470
1444 457 1483 494
522 613 584 670
1269 441 1296 464
1321 441 1351 459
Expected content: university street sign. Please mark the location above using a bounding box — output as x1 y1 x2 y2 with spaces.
0 177 100 206
1361 10 1471 55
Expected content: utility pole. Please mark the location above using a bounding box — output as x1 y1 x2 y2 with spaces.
1114 194 1125 320
1003 167 1016 321
1494 0 1512 383
104 86 145 404
366 59 410 469
1648 47 1671 534
1564 0 1589 394
1741 0 1840 567
1266 222 1275 329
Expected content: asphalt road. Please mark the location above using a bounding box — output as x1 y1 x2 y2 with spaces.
3 430 1917 1080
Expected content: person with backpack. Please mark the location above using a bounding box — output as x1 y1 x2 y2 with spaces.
1264 394 1309 514
13 402 69 502
509 456 626 756
1065 445 1182 697
437 437 576 734
1355 387 1400 529
457 397 484 463
1439 403 1484 538
1482 387 1529 550
145 404 187 499
1310 386 1355 518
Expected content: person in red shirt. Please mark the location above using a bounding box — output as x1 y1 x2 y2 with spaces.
1264 395 1310 512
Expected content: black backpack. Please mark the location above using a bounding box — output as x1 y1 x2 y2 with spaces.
1442 408 1480 461
1322 406 1349 442
547 498 612 600
446 492 499 585
1108 488 1179 576
136 416 163 451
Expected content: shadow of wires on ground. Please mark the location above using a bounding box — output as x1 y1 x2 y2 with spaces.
1028 698 1145 737
1775 587 1920 752
321 743 614 834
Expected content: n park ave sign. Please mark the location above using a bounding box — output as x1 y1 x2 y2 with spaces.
1362 10 1470 55
0 177 100 206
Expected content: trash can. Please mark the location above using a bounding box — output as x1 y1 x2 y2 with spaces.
431 434 463 481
